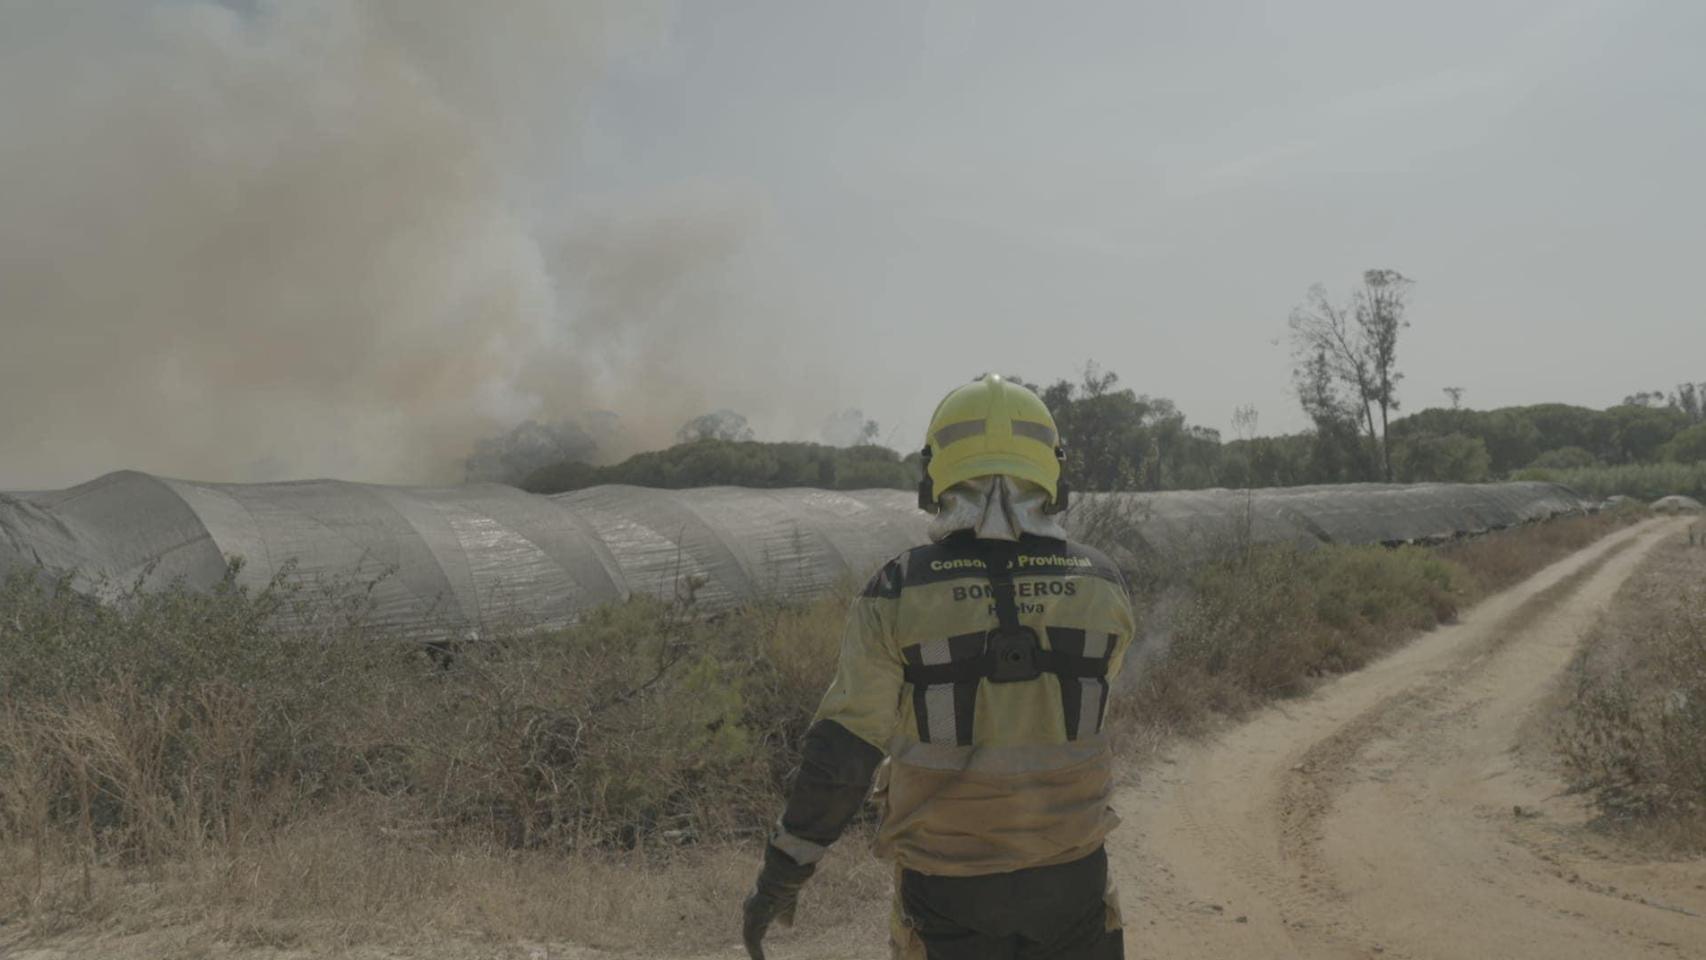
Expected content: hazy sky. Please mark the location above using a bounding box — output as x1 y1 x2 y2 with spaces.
574 0 1705 447
3 0 1703 488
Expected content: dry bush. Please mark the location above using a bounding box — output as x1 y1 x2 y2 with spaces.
0 565 391 880
1557 536 1706 846
1109 510 1639 742
1437 507 1643 597
0 563 857 947
0 511 1637 950
394 592 850 851
1111 543 1467 737
0 816 888 954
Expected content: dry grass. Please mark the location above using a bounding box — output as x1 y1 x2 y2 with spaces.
1106 508 1643 741
0 566 863 953
1556 529 1706 850
2 819 889 954
1436 507 1647 597
0 510 1641 954
1110 543 1466 739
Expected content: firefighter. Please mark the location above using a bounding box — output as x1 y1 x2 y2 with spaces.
743 374 1134 959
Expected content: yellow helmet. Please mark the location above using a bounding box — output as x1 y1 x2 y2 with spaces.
919 374 1067 512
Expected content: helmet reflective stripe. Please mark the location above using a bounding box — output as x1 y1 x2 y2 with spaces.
1010 420 1057 446
933 418 988 448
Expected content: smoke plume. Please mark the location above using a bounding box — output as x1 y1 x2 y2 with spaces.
0 1 821 490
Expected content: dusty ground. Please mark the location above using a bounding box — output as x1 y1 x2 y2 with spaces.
1120 516 1705 960
5 518 1702 960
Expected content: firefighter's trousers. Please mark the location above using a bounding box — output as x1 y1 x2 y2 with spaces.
893 847 1123 959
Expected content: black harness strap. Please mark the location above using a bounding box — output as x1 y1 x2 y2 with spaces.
901 650 1109 686
901 538 1120 743
901 540 1110 688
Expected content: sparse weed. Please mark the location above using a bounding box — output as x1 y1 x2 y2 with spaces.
1110 510 1634 738
0 511 1639 947
1436 502 1647 594
1556 535 1706 846
1113 542 1468 732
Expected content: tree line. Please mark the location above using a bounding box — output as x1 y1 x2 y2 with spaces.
488 268 1706 495
508 385 1706 496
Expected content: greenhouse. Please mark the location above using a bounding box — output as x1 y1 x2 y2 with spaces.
0 471 1592 637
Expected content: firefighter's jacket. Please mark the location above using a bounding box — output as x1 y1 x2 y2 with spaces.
772 531 1136 878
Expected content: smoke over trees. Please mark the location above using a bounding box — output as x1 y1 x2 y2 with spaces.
0 1 837 491
677 410 756 445
411 355 1706 494
520 439 917 494
821 409 881 448
464 417 611 485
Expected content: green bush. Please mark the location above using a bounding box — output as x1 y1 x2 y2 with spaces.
1663 423 1706 464
1514 462 1706 501
1527 446 1598 470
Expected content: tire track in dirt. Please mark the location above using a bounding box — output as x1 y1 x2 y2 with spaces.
1119 518 1706 960
1270 533 1639 956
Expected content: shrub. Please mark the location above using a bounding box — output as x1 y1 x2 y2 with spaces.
0 512 1638 943
1119 543 1468 729
1119 510 1633 737
1527 446 1598 470
1557 540 1706 837
0 566 849 872
1515 462 1706 501
1435 506 1642 594
0 565 395 859
1664 423 1706 465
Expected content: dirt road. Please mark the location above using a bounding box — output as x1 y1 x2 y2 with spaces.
724 518 1706 960
7 520 1702 960
1116 517 1706 959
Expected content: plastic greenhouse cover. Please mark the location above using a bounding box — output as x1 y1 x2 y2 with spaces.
0 472 1592 638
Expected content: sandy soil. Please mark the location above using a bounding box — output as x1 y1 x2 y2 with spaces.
1118 516 1706 960
6 518 1701 960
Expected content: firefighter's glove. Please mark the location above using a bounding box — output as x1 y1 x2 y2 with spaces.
742 844 816 960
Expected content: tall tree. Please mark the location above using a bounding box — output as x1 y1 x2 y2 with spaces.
1288 269 1413 481
1293 346 1367 482
1026 364 1219 491
1669 382 1705 423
